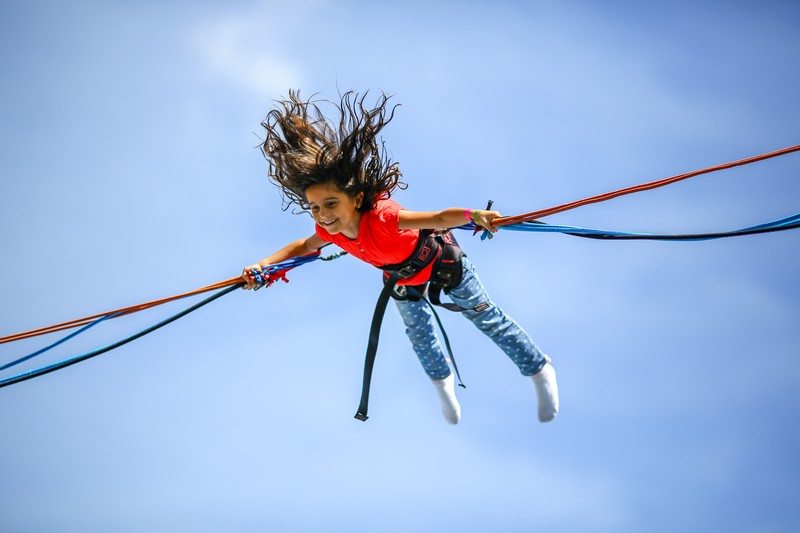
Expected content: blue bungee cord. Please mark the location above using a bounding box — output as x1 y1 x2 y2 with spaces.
0 284 240 389
460 211 800 241
0 252 339 389
0 312 122 373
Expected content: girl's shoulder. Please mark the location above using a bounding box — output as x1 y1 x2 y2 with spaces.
367 198 405 228
371 197 405 216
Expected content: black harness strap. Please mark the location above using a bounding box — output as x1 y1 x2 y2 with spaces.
409 286 466 390
426 231 467 312
354 272 401 421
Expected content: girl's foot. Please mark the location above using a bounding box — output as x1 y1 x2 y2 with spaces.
432 374 461 424
531 363 559 422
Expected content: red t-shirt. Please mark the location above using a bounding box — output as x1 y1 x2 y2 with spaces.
315 198 434 286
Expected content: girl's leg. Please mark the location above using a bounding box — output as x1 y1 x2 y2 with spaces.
446 257 548 377
394 296 460 424
446 257 558 422
393 297 452 380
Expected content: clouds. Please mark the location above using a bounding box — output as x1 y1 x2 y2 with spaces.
189 5 307 100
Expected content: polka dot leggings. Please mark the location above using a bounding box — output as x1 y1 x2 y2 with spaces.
394 257 548 381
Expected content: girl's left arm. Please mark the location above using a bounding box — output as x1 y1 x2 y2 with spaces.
398 207 501 233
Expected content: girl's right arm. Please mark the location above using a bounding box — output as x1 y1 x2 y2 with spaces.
241 233 327 289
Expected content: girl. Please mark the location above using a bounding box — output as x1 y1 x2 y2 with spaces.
242 91 558 425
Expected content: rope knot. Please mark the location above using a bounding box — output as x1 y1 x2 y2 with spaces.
250 268 290 290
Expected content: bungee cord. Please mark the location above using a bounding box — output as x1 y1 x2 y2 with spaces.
0 277 242 344
0 252 330 389
493 144 800 227
1 144 798 389
0 253 322 345
0 312 121 373
0 286 239 389
464 211 800 242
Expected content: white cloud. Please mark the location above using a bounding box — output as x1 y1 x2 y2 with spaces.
188 2 323 97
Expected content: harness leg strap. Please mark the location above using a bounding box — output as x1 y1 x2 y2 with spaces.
428 284 467 312
422 298 466 389
355 274 401 421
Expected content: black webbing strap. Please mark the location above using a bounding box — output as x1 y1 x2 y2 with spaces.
426 233 467 312
427 284 466 312
379 230 438 278
418 294 466 389
354 273 401 421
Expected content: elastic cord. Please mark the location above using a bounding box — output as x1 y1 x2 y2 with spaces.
0 284 241 389
0 312 121 372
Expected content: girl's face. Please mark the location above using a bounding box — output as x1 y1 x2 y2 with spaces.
305 182 364 239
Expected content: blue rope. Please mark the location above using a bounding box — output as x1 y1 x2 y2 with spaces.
0 312 122 372
0 285 240 389
248 253 321 288
0 253 327 389
457 212 800 241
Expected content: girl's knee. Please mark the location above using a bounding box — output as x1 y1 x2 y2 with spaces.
465 306 505 331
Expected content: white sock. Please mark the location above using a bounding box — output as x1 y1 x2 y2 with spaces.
432 374 461 424
531 363 559 423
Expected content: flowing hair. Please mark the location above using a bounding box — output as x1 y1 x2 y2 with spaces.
260 90 406 212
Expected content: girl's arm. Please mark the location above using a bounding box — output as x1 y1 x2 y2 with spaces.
398 208 502 233
241 233 327 289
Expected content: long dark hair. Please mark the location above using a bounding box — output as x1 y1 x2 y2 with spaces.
260 90 406 212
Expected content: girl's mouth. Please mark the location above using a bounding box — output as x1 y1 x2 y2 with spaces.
321 218 338 227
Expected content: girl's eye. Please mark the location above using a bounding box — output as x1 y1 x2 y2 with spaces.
326 202 337 209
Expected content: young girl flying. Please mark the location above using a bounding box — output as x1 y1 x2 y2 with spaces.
242 91 559 425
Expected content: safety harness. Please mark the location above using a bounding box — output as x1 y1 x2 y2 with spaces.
354 229 467 421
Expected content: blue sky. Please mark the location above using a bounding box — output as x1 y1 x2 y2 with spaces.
1 1 799 531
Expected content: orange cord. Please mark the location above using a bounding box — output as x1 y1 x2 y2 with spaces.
493 144 800 227
0 276 242 345
3 145 798 345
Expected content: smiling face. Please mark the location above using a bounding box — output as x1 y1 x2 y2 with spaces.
305 182 364 239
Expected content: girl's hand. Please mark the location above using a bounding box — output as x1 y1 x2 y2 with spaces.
241 264 263 290
470 209 501 233
240 234 323 291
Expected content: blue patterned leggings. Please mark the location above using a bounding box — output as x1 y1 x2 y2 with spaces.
393 257 548 380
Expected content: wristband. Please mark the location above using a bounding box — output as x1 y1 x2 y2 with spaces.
464 209 474 222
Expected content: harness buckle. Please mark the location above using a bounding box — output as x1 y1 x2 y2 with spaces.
397 265 418 278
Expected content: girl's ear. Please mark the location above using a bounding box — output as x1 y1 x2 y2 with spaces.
355 192 364 209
